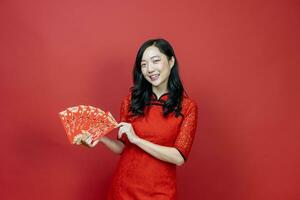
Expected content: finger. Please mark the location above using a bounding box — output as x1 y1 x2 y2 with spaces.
81 130 87 136
98 137 105 142
117 122 126 128
118 129 125 139
81 132 87 140
118 130 121 139
75 140 82 145
82 132 91 141
81 136 87 142
82 135 91 143
82 130 90 138
91 139 99 147
117 123 122 128
86 137 92 144
82 139 92 147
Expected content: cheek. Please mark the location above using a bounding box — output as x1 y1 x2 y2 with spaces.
141 68 146 75
159 60 170 71
161 70 172 81
141 69 148 78
159 64 170 75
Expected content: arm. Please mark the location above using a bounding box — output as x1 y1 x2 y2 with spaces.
118 122 184 166
100 136 125 154
117 100 198 165
133 137 184 166
80 134 125 155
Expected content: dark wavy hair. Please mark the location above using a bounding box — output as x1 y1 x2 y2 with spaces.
129 38 186 118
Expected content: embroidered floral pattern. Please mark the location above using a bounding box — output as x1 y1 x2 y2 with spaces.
174 100 198 161
107 93 198 199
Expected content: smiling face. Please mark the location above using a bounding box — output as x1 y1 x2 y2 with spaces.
141 45 175 92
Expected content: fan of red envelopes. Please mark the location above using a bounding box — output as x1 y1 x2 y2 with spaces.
58 105 118 144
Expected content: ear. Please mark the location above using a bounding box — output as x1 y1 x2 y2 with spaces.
169 56 175 69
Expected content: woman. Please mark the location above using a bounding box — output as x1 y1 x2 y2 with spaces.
81 38 198 199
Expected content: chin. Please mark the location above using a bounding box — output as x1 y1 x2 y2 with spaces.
150 81 161 87
146 79 160 86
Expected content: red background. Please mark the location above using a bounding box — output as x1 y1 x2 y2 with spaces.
1 0 299 200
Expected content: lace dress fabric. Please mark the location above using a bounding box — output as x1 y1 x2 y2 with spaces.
106 92 198 200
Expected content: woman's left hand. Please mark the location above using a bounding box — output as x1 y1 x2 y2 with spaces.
117 122 140 144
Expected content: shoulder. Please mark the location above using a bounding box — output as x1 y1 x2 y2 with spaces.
122 93 131 102
120 90 132 107
181 94 198 116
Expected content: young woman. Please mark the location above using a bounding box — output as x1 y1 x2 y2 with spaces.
81 38 198 199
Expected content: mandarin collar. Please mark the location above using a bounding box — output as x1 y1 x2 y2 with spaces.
151 92 170 102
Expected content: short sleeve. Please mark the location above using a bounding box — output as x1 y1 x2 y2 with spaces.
117 94 131 145
174 101 198 161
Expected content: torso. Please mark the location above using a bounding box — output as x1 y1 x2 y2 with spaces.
106 92 195 200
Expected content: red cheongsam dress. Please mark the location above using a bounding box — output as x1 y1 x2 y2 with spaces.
106 91 198 200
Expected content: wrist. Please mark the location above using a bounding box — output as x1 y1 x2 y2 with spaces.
133 136 142 145
100 136 109 142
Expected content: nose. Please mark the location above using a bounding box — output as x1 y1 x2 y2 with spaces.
146 63 155 73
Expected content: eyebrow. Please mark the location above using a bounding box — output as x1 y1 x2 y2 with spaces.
141 55 160 62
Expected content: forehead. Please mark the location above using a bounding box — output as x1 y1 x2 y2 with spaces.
141 46 164 61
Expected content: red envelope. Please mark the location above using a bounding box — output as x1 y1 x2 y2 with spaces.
59 105 118 144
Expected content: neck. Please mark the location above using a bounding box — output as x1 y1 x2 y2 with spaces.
152 87 168 98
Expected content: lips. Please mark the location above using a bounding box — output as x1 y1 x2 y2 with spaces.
149 74 159 81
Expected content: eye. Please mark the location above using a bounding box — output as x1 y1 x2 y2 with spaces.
141 63 146 68
153 59 160 63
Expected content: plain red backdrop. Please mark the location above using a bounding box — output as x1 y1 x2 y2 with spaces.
1 0 299 200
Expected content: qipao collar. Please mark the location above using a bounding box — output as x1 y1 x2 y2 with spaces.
151 92 170 102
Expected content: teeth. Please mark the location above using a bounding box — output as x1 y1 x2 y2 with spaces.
150 74 159 78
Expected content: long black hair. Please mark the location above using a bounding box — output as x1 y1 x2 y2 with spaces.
129 38 186 118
